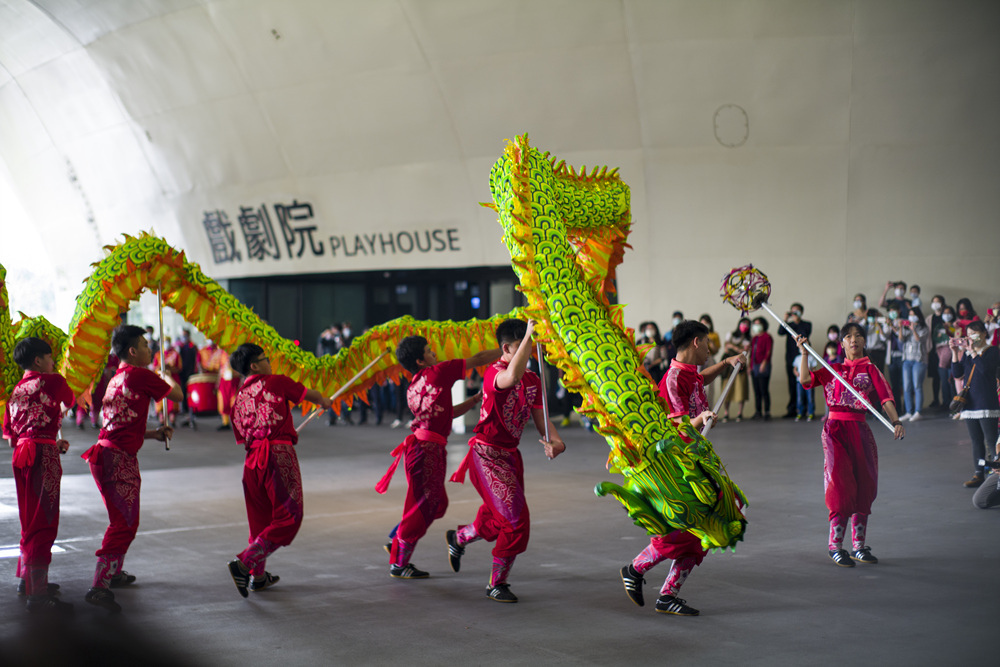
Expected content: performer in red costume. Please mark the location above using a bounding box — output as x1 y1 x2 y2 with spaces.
375 336 499 578
620 320 746 617
225 343 331 598
448 319 566 603
797 323 904 568
3 338 75 614
82 325 181 612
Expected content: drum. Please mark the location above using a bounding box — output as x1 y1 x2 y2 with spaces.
187 373 219 414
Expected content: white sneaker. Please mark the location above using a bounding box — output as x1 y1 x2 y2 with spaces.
390 419 402 428
909 412 922 421
899 413 912 421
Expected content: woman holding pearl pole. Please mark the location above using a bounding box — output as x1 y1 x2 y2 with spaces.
796 324 904 568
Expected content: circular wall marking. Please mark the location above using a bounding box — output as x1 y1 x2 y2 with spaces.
713 104 749 148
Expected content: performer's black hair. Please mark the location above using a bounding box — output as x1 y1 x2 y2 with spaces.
839 322 867 341
496 319 527 346
396 336 429 373
673 320 709 350
13 337 52 370
111 325 147 360
230 343 265 376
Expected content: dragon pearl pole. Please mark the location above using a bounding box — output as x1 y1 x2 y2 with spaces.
536 341 551 443
757 301 895 434
702 353 747 437
157 284 170 451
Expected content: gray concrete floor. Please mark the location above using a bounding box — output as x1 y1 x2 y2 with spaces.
1 409 996 666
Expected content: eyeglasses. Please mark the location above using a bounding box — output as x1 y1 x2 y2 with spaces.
253 356 270 364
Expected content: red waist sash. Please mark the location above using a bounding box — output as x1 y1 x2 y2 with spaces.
375 428 447 494
12 437 56 468
449 436 518 484
245 438 293 470
81 439 130 464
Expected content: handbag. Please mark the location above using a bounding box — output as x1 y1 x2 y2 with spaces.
949 363 975 415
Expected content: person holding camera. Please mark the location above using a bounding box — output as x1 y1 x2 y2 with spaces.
949 321 999 488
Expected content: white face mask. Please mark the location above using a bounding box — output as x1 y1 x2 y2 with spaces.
672 318 681 327
931 302 942 313
751 324 763 336
644 329 656 338
942 313 954 323
908 315 919 323
894 288 904 298
910 296 921 307
969 333 981 341
853 300 863 309
828 332 838 341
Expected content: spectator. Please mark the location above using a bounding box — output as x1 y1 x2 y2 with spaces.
749 317 773 421
865 309 888 372
926 295 949 409
885 306 905 409
954 298 979 336
847 293 868 324
777 303 812 419
638 322 669 385
793 341 819 421
908 285 922 309
897 305 929 421
825 325 844 363
721 318 751 422
949 321 1000 488
699 315 722 406
982 301 1000 346
878 280 911 315
663 311 684 343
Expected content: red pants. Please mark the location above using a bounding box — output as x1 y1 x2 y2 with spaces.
391 439 448 561
466 443 529 559
821 418 879 516
86 444 142 557
243 443 304 548
13 441 62 573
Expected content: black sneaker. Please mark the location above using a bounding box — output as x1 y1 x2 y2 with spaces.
249 572 280 591
655 595 699 616
446 530 464 573
85 587 121 613
17 581 60 598
389 563 429 579
227 559 250 598
485 583 518 603
620 564 645 607
109 571 136 587
26 595 74 615
850 546 878 564
829 549 855 568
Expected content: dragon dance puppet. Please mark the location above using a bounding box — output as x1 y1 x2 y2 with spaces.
0 134 746 554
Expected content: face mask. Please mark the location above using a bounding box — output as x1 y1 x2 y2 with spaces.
672 318 681 327
910 296 921 307
644 329 655 338
931 302 942 313
853 300 863 309
894 288 904 298
751 324 763 336
908 315 919 323
739 323 750 333
958 309 968 317
342 328 351 338
828 332 838 341
943 313 954 323
867 316 875 324
888 311 898 320
826 347 837 358
969 333 981 341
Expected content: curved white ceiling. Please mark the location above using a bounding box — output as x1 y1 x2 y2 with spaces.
2 0 999 328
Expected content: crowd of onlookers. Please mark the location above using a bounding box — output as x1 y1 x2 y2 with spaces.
636 281 1000 507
